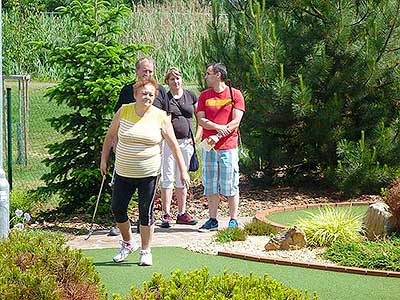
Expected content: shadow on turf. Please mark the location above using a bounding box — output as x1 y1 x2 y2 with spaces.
93 261 141 267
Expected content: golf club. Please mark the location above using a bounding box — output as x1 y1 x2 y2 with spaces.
85 175 106 240
108 168 116 187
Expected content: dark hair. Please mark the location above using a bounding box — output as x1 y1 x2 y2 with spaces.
208 62 228 81
133 78 159 97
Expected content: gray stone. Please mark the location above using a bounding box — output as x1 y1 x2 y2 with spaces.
362 202 394 240
265 226 307 251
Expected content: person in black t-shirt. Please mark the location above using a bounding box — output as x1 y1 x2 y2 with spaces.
160 67 202 228
114 57 170 113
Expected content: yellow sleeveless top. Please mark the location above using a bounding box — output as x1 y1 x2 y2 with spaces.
115 103 167 178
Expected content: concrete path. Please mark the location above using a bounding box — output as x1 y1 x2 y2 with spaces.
67 217 252 250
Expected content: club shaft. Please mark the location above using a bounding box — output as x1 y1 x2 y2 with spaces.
91 175 106 223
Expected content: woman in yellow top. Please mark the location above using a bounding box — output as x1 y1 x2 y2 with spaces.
100 78 190 266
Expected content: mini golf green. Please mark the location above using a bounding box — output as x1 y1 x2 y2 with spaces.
84 247 400 300
266 205 369 226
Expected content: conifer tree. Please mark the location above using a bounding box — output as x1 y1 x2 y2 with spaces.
37 0 150 213
202 0 400 193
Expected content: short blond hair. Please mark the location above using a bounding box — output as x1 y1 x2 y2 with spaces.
164 67 182 84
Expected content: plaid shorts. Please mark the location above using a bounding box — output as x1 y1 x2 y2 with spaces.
201 148 239 196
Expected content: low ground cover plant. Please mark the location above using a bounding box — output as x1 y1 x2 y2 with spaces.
322 236 400 272
244 220 278 236
214 227 248 243
0 230 106 300
115 267 318 300
9 208 31 229
295 207 364 247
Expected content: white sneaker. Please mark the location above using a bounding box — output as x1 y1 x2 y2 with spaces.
113 240 139 263
139 250 153 266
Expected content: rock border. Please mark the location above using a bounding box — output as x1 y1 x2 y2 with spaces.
218 250 400 278
217 201 400 278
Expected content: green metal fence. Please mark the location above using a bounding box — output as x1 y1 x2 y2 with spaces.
3 81 66 192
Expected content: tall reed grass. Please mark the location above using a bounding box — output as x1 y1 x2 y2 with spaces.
3 1 210 83
120 1 210 83
3 11 77 80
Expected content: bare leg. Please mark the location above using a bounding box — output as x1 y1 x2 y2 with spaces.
227 194 239 219
207 194 220 219
161 188 173 215
176 187 187 213
140 224 153 250
117 220 132 242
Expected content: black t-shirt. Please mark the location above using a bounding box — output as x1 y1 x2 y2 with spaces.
168 90 198 139
114 82 170 113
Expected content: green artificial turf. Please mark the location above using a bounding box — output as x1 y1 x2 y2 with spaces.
84 247 400 300
267 205 369 226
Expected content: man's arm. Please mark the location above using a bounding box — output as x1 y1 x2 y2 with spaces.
114 84 134 113
196 111 231 136
226 108 244 132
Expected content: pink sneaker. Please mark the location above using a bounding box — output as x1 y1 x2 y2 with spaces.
176 212 198 225
160 213 173 228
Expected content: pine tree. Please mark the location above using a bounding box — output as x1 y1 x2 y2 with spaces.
202 0 400 193
36 0 151 214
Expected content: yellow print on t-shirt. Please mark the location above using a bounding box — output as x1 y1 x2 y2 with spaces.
205 98 232 108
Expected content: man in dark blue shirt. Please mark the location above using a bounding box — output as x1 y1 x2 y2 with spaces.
114 57 170 113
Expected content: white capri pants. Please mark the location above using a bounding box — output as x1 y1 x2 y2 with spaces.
161 138 194 189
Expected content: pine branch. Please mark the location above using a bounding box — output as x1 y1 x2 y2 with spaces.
350 9 371 26
302 8 324 20
373 79 397 90
375 1 400 64
363 1 400 87
386 47 400 53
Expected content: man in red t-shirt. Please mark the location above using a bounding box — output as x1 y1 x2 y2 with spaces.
196 63 245 232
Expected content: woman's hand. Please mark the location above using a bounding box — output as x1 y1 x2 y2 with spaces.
100 159 109 176
180 170 191 189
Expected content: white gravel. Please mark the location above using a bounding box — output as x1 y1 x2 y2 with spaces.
185 235 335 265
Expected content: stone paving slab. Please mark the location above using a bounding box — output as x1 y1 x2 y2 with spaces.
67 217 252 250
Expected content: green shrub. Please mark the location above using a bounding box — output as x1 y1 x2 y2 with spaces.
214 227 248 243
9 189 62 227
0 230 106 300
244 220 278 236
295 207 364 247
118 267 318 300
202 0 400 194
36 0 151 216
332 130 399 196
322 236 400 271
10 190 36 218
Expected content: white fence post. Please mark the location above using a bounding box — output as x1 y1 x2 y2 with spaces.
0 1 11 240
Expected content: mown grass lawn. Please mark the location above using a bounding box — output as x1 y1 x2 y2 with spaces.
84 247 400 300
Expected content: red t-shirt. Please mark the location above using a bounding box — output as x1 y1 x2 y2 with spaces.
197 86 245 150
